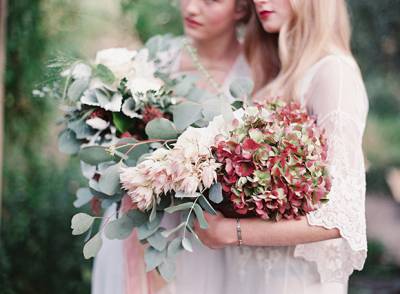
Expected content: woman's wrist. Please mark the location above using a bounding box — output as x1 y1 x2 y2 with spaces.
219 217 239 246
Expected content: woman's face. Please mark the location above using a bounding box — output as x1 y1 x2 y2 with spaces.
180 0 244 41
253 0 293 33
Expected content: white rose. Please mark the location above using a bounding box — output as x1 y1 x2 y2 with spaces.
125 48 164 94
95 48 137 81
126 76 164 95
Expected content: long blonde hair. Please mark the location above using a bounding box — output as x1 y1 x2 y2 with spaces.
246 0 353 100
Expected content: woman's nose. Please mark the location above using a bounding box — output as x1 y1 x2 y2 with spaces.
185 0 201 15
253 0 269 6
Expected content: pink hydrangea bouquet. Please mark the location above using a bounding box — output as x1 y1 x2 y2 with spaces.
213 100 331 221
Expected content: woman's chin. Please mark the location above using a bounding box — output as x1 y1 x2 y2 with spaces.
261 23 281 34
183 28 208 42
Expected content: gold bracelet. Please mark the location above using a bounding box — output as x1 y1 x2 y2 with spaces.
236 218 243 247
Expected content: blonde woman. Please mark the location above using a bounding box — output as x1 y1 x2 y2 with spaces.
193 0 368 293
92 1 253 294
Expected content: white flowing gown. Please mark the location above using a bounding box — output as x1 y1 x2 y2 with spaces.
93 38 368 294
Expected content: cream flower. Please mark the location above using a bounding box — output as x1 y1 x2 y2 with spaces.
95 48 137 81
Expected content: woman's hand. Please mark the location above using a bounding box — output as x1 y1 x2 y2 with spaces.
193 211 237 249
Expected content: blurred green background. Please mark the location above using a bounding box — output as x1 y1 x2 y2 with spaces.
1 0 399 293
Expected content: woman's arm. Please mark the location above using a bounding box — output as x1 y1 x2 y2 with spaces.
195 56 368 251
194 212 340 249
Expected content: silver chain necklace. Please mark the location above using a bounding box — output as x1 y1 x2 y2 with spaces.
182 38 225 98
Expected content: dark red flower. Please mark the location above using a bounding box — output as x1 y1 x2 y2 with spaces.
91 198 101 216
142 106 164 124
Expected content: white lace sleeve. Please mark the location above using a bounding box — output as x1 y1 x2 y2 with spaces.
294 55 369 283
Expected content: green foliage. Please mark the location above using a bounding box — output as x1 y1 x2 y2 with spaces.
121 0 183 42
145 118 179 139
348 0 400 75
2 0 90 293
349 239 400 293
0 156 91 294
5 0 53 145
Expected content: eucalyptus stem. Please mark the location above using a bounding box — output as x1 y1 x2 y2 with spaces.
182 196 200 240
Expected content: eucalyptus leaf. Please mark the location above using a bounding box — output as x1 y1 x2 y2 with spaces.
145 118 179 140
158 259 176 282
209 182 223 204
95 64 116 85
164 202 194 214
68 78 89 101
193 204 208 229
73 187 93 208
58 129 81 155
173 75 198 96
137 222 159 240
182 237 193 253
71 213 94 235
104 213 135 240
144 246 166 272
186 87 208 103
83 233 103 259
90 187 118 200
147 211 164 231
68 119 95 139
167 238 184 259
198 195 217 215
98 164 121 196
161 222 186 238
147 229 168 251
79 146 114 165
186 225 202 246
202 98 223 121
172 101 203 131
125 144 150 165
229 77 254 100
126 209 149 227
149 202 157 222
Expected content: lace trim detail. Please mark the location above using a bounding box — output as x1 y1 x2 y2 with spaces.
294 111 367 283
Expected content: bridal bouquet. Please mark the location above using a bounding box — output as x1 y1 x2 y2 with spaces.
57 35 249 280
117 97 331 280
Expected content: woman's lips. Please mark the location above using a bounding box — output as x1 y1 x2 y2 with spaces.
259 10 274 20
185 17 202 28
